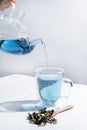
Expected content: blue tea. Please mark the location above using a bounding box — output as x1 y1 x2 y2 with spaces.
37 75 62 107
0 38 35 55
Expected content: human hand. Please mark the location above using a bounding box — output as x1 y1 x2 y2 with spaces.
0 0 17 11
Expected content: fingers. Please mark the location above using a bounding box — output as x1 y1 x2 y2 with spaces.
10 0 17 3
0 2 9 11
0 0 17 11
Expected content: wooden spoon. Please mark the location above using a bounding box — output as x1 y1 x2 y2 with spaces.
51 105 74 118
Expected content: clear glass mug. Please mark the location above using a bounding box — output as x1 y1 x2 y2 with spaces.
35 67 73 108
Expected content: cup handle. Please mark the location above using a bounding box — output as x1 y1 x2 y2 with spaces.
63 77 73 87
60 78 73 98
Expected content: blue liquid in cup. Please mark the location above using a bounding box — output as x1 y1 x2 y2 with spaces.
37 75 62 107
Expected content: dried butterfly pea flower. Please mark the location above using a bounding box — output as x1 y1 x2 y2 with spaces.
39 107 46 114
27 108 58 126
47 118 58 124
44 110 54 118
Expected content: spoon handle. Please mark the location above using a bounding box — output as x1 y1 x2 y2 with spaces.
51 105 74 118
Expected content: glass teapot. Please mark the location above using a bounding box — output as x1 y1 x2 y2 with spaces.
0 4 44 55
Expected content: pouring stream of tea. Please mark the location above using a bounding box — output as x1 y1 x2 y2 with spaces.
41 39 49 67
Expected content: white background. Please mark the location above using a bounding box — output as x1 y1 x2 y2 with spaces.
0 0 87 84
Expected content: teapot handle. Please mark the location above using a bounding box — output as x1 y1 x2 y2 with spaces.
9 2 25 21
9 2 15 17
0 2 15 20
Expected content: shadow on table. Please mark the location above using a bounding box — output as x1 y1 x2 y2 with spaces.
0 100 42 112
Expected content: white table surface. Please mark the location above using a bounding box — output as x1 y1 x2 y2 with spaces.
0 74 87 130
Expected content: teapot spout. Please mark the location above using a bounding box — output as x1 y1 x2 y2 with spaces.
30 39 44 47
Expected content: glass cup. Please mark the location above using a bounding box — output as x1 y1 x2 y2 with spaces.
35 67 73 108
